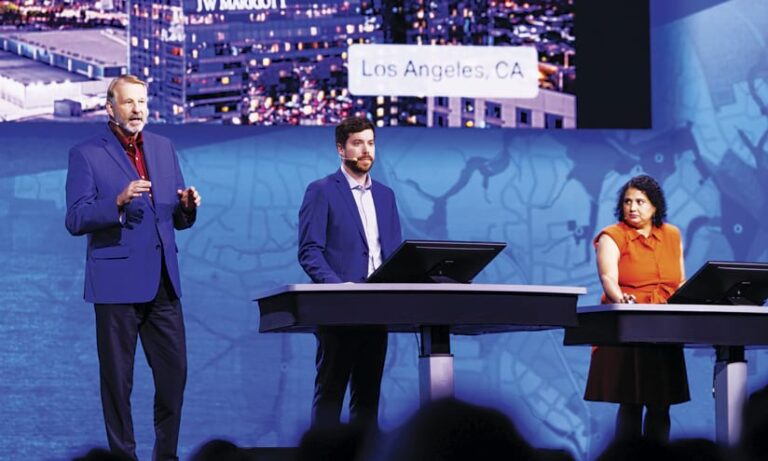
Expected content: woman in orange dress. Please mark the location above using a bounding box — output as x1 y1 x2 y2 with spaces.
585 175 689 442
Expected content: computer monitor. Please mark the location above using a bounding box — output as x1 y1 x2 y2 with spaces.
667 261 768 306
366 240 506 284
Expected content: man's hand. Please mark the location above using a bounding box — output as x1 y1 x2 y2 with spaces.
117 180 152 207
177 186 201 212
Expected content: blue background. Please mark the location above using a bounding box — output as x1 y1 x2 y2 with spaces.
1 0 768 459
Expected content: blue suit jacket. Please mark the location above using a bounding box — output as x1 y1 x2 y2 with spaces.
298 169 402 283
65 127 195 304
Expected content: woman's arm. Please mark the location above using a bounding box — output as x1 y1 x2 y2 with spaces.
596 234 635 303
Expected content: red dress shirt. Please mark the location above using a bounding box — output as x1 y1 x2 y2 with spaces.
108 122 152 199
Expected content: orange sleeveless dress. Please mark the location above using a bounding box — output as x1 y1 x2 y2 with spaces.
584 222 690 404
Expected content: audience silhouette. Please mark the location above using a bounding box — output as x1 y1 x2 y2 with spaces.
190 438 247 461
74 383 768 461
71 448 133 461
296 423 372 461
373 398 538 461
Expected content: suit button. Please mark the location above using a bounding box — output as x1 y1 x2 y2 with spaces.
155 244 161 250
363 251 368 256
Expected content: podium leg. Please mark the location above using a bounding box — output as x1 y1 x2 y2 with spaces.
419 326 454 403
714 346 747 444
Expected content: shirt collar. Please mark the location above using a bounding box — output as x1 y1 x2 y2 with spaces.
649 225 663 241
340 166 371 190
621 221 663 241
108 121 143 151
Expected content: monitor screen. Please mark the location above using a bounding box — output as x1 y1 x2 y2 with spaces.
366 239 506 283
667 261 768 306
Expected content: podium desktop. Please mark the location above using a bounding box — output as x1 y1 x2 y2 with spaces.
565 261 768 443
255 240 585 403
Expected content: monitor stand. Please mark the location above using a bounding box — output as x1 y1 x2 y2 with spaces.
724 281 756 306
428 275 460 284
425 261 467 284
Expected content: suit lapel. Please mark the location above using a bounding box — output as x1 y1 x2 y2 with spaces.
101 126 138 182
333 169 367 245
101 126 155 211
371 182 388 243
140 133 158 211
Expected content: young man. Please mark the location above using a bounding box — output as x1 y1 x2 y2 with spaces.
65 75 201 461
298 116 402 429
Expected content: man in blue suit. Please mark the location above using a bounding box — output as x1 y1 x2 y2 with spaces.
298 116 402 429
65 75 201 461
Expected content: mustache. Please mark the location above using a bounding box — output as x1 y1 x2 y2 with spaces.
343 156 373 162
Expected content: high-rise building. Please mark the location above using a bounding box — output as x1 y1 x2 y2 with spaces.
474 0 576 128
393 0 576 128
130 0 383 124
129 0 575 127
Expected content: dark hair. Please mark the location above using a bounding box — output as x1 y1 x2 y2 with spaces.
335 116 375 147
72 448 133 461
614 174 667 227
190 439 245 461
296 423 369 461
740 385 768 461
381 398 535 461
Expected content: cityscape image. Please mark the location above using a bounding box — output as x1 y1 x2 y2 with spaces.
0 0 576 127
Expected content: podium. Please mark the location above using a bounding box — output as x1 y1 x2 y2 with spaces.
564 303 768 444
256 283 584 402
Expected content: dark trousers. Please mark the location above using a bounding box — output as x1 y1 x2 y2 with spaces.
94 269 187 461
312 326 388 430
616 403 671 443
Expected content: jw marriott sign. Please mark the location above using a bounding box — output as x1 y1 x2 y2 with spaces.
196 0 287 12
